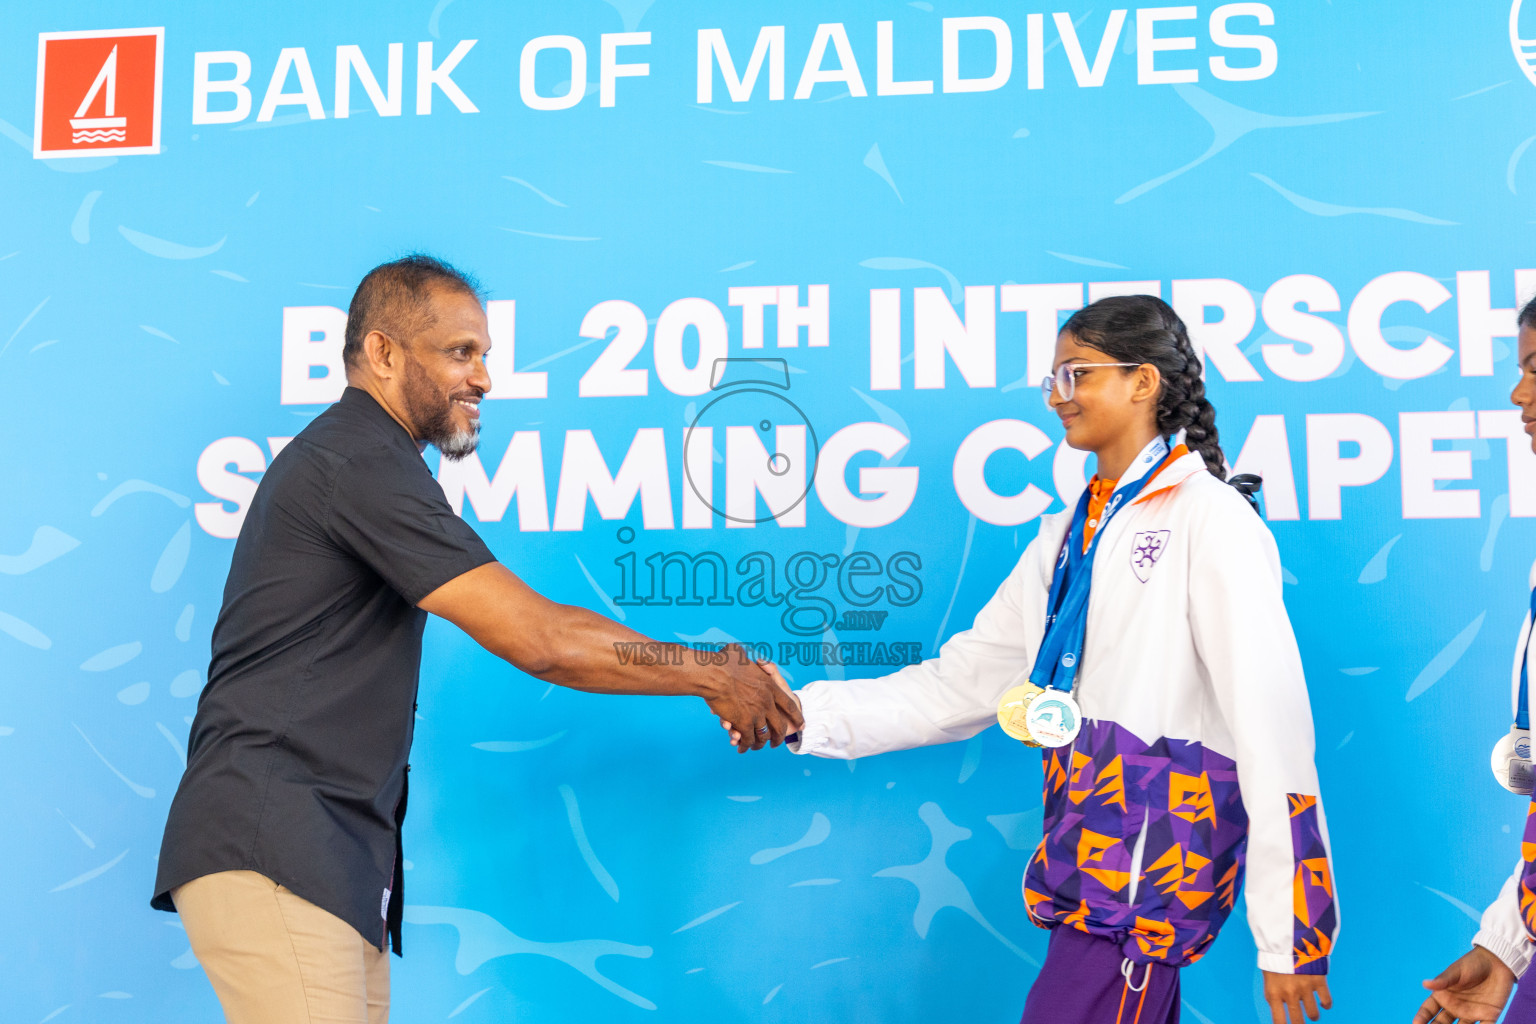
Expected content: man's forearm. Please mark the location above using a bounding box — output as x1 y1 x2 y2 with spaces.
516 604 723 699
419 562 798 750
420 563 721 698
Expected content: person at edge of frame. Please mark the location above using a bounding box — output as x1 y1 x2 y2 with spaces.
1414 296 1536 1024
727 294 1339 1024
149 254 802 1024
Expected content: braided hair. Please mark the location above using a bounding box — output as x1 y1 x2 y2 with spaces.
1060 294 1227 481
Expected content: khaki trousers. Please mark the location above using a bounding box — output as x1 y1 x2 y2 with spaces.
172 870 389 1024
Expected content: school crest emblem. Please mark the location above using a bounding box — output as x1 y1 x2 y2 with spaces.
1129 530 1170 583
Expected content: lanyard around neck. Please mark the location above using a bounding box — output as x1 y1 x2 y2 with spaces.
1520 588 1536 731
1029 437 1171 696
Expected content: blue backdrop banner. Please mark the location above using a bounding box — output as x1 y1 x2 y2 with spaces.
4 2 1536 1021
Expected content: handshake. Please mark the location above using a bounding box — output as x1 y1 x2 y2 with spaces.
694 646 803 754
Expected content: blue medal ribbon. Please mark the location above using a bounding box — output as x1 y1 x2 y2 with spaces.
1029 437 1171 696
1519 587 1536 731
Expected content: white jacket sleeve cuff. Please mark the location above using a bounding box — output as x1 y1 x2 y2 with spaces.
784 683 861 759
1474 863 1534 978
787 687 825 756
1473 932 1533 979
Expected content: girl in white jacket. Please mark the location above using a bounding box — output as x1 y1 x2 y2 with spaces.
734 295 1338 1024
1414 300 1536 1024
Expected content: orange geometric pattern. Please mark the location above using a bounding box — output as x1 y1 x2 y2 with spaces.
1131 916 1176 960
1288 793 1317 817
1288 793 1335 974
1024 884 1055 927
1293 859 1333 926
1217 861 1241 910
1182 933 1217 966
1022 719 1251 969
1092 755 1128 813
1067 750 1096 805
1077 828 1131 892
1170 772 1216 825
1145 843 1215 910
1518 799 1536 938
1062 899 1092 930
1044 751 1070 797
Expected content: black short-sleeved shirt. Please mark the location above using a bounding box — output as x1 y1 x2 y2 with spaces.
152 387 495 953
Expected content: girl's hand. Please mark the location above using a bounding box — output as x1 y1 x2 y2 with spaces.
1263 971 1332 1024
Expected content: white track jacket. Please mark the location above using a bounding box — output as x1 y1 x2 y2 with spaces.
791 450 1338 974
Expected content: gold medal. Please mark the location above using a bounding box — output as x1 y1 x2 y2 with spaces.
997 683 1045 747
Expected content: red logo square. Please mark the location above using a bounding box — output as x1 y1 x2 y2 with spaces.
34 27 163 159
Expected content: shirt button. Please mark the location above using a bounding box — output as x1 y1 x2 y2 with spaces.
1088 519 1098 527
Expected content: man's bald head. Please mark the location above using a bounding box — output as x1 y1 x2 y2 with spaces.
342 254 485 371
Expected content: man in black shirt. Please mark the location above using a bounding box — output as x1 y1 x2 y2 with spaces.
152 255 800 1024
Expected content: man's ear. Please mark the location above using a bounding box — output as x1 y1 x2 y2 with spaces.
363 330 399 381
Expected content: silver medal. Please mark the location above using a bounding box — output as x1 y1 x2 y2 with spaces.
1024 688 1082 748
1492 726 1533 796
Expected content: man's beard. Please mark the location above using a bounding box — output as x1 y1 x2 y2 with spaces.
400 352 480 461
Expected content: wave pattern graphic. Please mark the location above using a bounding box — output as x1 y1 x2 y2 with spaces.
875 802 1036 964
1251 173 1457 225
71 130 127 143
405 905 655 1009
1116 85 1376 203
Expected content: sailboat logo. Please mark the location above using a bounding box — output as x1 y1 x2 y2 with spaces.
1514 1 1536 88
70 47 128 144
34 28 163 159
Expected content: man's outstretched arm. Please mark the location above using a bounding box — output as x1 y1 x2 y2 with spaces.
419 561 801 751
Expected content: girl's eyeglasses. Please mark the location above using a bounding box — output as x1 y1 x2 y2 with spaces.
1040 362 1142 406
